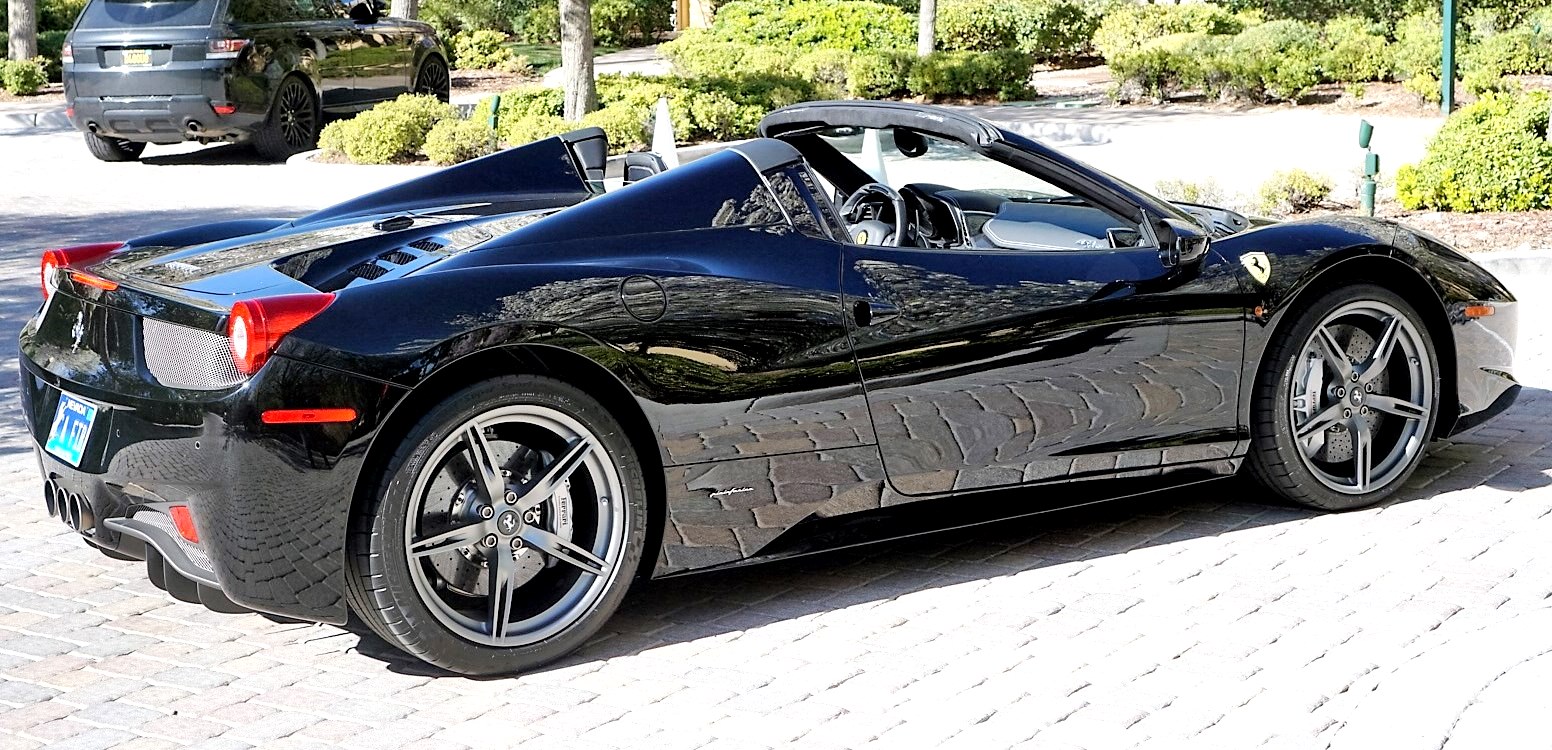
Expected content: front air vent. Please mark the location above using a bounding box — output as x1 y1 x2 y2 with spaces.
348 261 389 280
378 249 415 265
408 238 445 252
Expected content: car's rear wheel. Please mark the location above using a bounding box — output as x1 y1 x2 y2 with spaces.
1247 283 1439 510
83 132 146 162
252 76 319 162
346 375 646 675
414 55 451 103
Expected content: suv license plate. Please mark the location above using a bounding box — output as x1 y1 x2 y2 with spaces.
121 49 152 66
44 393 98 467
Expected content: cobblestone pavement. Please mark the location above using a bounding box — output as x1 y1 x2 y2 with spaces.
4 131 1552 749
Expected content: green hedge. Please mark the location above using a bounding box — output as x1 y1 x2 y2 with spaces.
319 94 460 164
451 29 521 69
1396 91 1552 212
935 0 1100 62
1092 2 1246 61
592 0 673 46
1111 22 1330 103
908 50 1035 100
707 0 916 52
424 118 498 164
0 59 48 95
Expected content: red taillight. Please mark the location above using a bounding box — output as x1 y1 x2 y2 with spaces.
69 271 118 291
42 242 124 300
206 39 250 59
60 43 73 65
212 102 238 116
261 408 358 424
169 505 199 544
228 293 335 376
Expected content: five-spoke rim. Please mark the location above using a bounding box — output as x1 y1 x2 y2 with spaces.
1289 299 1433 495
277 79 316 150
404 404 625 647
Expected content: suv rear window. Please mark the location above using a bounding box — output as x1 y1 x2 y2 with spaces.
76 0 220 30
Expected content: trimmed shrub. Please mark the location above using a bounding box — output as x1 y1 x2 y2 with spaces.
708 0 915 52
1110 32 1213 102
842 49 915 98
517 1 560 43
1093 2 1244 61
1403 72 1442 103
1396 91 1552 212
452 29 517 69
1154 177 1230 207
318 94 459 164
0 59 48 95
592 0 672 46
501 113 573 145
1257 169 1333 214
906 49 1034 100
1467 26 1552 78
424 118 498 164
1321 16 1392 83
1224 19 1323 102
935 0 1099 61
1392 10 1443 79
661 33 794 78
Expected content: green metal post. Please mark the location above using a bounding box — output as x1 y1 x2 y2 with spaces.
1441 0 1456 114
1359 119 1377 217
487 94 501 150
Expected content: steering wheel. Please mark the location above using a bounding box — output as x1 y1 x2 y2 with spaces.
839 182 908 247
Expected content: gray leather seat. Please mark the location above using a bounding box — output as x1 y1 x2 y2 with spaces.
980 201 1110 251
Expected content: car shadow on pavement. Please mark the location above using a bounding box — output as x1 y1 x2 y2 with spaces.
139 143 286 167
342 386 1552 679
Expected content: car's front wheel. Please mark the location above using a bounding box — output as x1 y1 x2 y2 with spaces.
346 375 647 675
251 76 319 162
1247 283 1440 510
83 132 146 162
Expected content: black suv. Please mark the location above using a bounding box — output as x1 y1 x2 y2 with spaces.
62 0 449 162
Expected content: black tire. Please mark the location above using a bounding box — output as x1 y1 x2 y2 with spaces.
1246 283 1440 510
345 375 648 675
83 132 145 162
414 55 451 103
251 75 319 162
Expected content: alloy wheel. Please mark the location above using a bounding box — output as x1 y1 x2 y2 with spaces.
416 58 451 102
403 404 626 647
1288 299 1433 495
276 79 316 150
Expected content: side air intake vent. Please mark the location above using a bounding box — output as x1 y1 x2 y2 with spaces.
143 318 244 390
408 238 445 252
378 249 415 265
349 261 389 280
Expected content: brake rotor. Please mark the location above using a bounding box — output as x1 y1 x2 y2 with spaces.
1307 323 1390 464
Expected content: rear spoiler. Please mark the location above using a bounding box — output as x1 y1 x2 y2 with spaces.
294 128 610 226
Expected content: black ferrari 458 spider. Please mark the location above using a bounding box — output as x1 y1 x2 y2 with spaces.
20 101 1518 674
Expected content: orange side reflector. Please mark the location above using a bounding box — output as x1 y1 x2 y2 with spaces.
69 271 118 291
1464 304 1495 318
261 408 358 425
169 505 199 544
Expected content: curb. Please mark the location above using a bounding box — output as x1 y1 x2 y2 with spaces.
0 108 71 133
1471 248 1552 279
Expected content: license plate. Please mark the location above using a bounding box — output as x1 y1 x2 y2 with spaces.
44 394 99 468
120 49 152 66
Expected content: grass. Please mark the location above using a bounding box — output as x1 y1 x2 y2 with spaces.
504 42 623 75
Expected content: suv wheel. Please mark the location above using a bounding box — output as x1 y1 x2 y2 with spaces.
415 56 451 103
83 132 146 162
252 76 319 162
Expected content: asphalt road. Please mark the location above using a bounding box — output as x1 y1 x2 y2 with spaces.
2 127 1551 750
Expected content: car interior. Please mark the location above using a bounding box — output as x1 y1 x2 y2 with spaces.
769 125 1153 252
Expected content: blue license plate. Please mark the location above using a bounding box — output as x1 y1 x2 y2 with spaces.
44 394 99 467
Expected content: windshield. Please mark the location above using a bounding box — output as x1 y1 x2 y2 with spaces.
77 0 219 29
815 127 1073 200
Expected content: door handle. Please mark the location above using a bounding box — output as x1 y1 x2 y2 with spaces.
852 298 899 327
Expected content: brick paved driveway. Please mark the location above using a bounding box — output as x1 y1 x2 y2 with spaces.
3 132 1552 750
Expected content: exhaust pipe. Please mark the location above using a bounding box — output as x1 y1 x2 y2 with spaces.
43 480 58 518
85 121 99 134
186 120 203 134
64 492 94 532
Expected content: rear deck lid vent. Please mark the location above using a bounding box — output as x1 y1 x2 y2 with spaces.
408 238 445 252
348 261 389 280
378 249 416 265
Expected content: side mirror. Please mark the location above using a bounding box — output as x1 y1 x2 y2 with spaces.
348 0 378 23
1158 217 1210 268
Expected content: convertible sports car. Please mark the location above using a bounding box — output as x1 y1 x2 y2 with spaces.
20 102 1518 674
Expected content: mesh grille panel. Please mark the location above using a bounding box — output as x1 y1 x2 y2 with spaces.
349 261 388 280
409 238 445 252
142 318 245 390
133 510 215 574
378 249 415 265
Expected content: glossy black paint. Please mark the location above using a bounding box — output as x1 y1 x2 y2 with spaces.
64 0 445 145
18 103 1518 625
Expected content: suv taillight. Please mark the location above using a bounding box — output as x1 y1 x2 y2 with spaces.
228 293 335 376
59 43 72 64
206 39 250 59
42 242 124 301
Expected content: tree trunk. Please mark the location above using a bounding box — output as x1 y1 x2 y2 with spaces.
390 0 418 20
916 0 935 58
8 0 37 61
560 0 597 121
